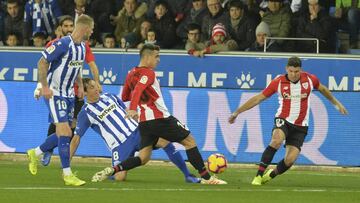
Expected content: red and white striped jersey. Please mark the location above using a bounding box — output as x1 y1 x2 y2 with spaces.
262 72 320 126
122 67 170 122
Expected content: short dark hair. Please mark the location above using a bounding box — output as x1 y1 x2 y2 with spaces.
228 0 245 9
287 56 302 67
7 0 19 5
103 33 116 40
187 23 201 33
59 15 74 26
33 32 47 39
139 43 160 58
82 78 93 92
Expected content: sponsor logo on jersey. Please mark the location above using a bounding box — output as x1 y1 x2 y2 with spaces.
69 60 84 68
140 75 148 84
302 82 309 89
97 103 116 120
282 93 308 99
46 45 56 54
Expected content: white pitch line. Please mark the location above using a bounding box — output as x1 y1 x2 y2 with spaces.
0 187 359 193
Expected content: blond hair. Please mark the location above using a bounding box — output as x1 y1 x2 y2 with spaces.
75 14 94 27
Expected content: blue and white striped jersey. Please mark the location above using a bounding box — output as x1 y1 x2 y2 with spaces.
42 35 86 98
75 93 138 150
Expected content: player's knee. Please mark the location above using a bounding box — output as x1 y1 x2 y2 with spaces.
113 171 127 181
180 134 197 149
269 139 282 149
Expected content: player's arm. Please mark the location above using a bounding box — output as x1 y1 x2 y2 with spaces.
229 93 267 124
85 43 102 91
126 71 155 120
229 78 279 124
70 111 90 159
70 134 81 160
37 57 53 99
76 72 84 99
318 83 348 115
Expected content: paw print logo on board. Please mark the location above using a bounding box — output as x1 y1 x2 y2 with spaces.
236 72 255 89
100 68 117 84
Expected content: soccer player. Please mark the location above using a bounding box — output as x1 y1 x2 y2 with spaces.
228 56 348 185
69 78 200 183
33 15 101 166
92 44 227 184
27 14 95 186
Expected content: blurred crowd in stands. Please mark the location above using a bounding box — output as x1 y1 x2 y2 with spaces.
0 0 359 55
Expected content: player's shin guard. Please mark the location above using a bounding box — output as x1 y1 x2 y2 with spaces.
257 146 277 176
39 133 58 152
163 143 190 177
58 136 71 173
186 147 210 180
270 159 292 178
114 157 142 175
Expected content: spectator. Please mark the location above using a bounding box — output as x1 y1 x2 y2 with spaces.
4 0 24 44
103 33 116 48
185 22 207 57
144 28 157 45
149 0 177 48
296 0 333 53
203 23 238 53
201 0 227 41
114 0 145 45
335 0 360 48
225 0 257 50
0 8 5 45
247 21 282 51
5 32 18 46
135 19 152 48
90 0 118 43
23 0 62 45
176 0 207 41
262 0 291 46
32 31 47 47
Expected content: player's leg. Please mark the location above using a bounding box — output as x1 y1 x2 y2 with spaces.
264 127 307 183
41 123 57 166
156 138 200 183
92 145 153 182
252 118 287 185
179 134 227 184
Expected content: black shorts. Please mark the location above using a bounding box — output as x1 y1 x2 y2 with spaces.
272 117 308 150
74 96 85 119
138 116 191 149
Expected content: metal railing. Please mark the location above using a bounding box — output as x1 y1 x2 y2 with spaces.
264 37 319 53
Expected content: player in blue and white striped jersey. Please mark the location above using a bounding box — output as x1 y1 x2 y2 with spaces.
26 15 94 186
70 78 200 183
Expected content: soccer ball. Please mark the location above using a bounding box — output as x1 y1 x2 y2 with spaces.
207 153 227 174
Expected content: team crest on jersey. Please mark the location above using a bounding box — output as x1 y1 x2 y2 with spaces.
140 76 148 84
302 82 309 89
275 118 285 127
46 45 56 54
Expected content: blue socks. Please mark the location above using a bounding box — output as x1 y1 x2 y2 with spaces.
58 136 71 169
39 133 58 152
163 143 191 177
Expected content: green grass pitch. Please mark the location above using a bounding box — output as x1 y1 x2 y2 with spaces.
0 158 359 203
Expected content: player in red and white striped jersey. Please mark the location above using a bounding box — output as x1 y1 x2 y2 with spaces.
229 56 348 185
92 44 227 184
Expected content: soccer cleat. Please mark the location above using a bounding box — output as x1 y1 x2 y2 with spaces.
63 173 86 186
251 175 262 186
41 151 53 166
262 169 273 185
91 167 114 182
200 175 227 184
185 174 201 183
27 149 38 175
